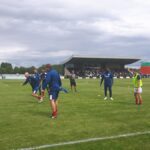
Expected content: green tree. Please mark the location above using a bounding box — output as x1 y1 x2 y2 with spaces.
0 62 13 73
52 64 64 75
13 66 20 74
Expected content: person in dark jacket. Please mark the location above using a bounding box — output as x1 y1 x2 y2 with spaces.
100 68 114 100
69 71 77 92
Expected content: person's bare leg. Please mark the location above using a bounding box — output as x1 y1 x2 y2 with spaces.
74 86 77 92
134 93 138 105
137 93 143 105
32 93 40 100
50 100 57 118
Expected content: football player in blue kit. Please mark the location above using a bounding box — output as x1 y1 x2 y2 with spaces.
23 72 41 101
39 69 47 102
100 68 114 100
41 64 68 118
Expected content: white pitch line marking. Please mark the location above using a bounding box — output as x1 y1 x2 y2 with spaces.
17 131 150 150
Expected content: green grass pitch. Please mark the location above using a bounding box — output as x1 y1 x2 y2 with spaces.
0 79 150 150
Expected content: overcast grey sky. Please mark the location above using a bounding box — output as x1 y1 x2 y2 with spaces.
0 0 150 67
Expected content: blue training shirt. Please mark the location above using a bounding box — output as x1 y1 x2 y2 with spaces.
23 76 40 89
40 72 47 82
100 71 113 86
42 69 62 92
34 72 41 83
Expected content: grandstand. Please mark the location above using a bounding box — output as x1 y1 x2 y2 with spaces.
62 55 140 78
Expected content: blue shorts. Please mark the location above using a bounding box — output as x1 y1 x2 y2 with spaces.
49 91 59 101
32 86 39 94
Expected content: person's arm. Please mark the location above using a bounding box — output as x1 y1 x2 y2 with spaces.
22 78 29 85
58 75 62 87
41 73 50 97
127 68 134 77
111 73 114 85
100 75 104 86
137 75 141 88
42 72 52 90
42 76 48 90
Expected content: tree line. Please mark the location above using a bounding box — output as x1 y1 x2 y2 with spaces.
0 62 64 74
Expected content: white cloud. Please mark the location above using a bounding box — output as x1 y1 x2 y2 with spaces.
47 50 73 57
0 46 26 52
0 0 150 66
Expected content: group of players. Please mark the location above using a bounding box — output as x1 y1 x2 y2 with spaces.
100 68 143 105
23 64 68 119
23 65 143 119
